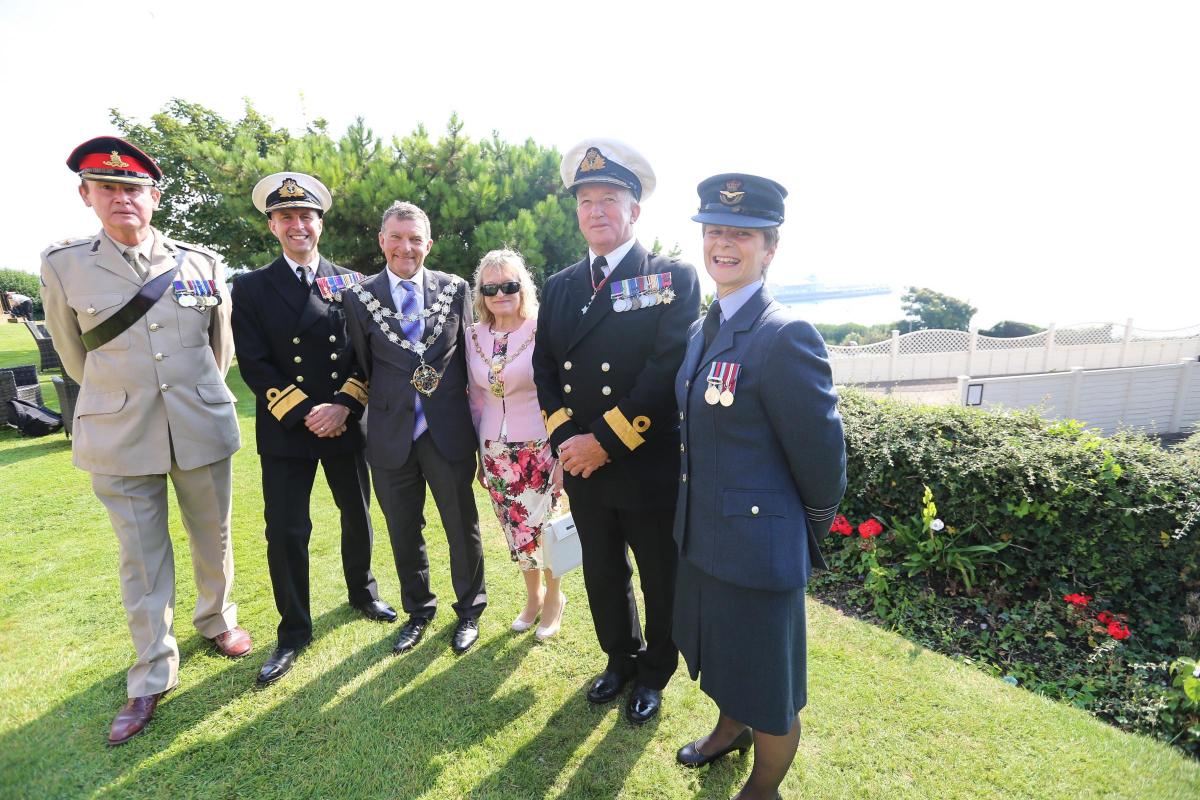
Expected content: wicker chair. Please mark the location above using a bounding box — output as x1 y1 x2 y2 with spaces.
24 320 61 372
52 375 81 437
1 365 45 426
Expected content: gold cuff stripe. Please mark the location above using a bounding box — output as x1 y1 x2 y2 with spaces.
603 407 646 452
340 377 369 405
266 384 308 421
545 408 571 437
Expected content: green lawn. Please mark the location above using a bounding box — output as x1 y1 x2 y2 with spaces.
1 322 1198 799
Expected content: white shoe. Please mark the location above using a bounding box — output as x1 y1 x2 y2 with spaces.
535 594 567 641
512 607 541 632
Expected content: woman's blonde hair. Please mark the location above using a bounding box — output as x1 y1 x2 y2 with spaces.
472 248 539 325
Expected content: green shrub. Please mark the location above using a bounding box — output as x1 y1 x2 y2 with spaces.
817 390 1200 755
0 268 43 317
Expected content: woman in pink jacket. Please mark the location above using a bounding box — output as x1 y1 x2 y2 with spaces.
468 249 566 640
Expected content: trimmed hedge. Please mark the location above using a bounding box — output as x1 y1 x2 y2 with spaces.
817 390 1200 754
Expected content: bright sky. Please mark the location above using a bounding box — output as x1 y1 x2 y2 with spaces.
3 0 1197 330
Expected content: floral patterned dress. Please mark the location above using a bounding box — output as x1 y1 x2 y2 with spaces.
478 330 559 570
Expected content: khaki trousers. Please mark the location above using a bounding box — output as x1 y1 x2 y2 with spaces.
91 456 237 697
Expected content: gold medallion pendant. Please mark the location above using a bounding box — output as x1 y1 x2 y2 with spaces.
490 380 506 398
412 363 441 397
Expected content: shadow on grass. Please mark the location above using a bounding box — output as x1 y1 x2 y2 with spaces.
0 605 360 798
96 624 539 797
0 433 72 466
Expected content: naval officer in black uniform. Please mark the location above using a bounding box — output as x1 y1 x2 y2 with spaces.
232 172 396 686
533 139 701 724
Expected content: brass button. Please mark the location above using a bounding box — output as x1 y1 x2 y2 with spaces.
149 323 161 331
292 337 301 344
680 443 685 453
331 372 339 379
564 384 572 393
681 473 687 483
330 353 338 361
294 356 302 363
329 335 337 343
601 362 610 372
564 361 573 370
566 408 574 417
159 383 169 391
296 376 304 383
154 353 163 361
86 306 96 315
679 411 685 420
601 386 611 396
751 506 760 516
685 379 690 388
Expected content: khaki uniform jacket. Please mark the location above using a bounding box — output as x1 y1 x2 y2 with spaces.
40 228 241 476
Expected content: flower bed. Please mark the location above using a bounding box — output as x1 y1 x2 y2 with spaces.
812 391 1200 756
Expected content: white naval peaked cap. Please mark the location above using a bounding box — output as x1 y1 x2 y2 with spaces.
252 171 333 215
559 138 656 201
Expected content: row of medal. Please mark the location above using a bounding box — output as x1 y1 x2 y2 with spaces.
610 272 675 312
704 361 741 406
316 272 366 302
172 279 222 311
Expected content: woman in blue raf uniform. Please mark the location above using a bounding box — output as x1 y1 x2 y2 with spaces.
672 174 846 800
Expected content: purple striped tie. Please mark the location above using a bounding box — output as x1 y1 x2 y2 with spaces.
400 280 428 440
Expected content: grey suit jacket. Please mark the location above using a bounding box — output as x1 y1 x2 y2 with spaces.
40 228 240 476
343 267 477 468
673 285 846 591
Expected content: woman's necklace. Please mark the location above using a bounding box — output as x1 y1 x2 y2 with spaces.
349 281 462 396
470 323 536 398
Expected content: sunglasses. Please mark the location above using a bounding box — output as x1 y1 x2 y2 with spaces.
480 281 521 297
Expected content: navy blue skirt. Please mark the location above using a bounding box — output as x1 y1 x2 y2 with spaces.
672 556 807 735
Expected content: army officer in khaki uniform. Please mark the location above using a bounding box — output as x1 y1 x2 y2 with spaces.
40 136 252 746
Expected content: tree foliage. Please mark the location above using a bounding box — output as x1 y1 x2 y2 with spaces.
900 286 977 331
979 320 1045 338
0 269 43 316
111 100 584 281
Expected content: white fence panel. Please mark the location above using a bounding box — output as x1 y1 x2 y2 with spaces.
829 320 1200 385
957 360 1200 435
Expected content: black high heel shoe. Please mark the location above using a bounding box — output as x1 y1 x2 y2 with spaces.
676 727 754 768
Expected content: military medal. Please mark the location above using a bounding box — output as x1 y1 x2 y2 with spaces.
610 272 674 312
172 279 221 312
706 361 742 407
315 272 365 302
349 281 463 397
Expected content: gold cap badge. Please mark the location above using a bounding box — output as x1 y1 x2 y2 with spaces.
103 151 130 169
279 178 307 198
579 147 607 173
719 179 745 206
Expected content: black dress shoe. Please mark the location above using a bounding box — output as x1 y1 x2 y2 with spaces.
677 727 753 767
451 619 479 654
392 618 429 654
586 670 630 705
257 646 300 685
355 599 398 623
625 684 662 724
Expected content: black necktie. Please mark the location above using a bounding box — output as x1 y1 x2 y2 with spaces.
296 266 309 286
702 300 722 350
590 256 608 287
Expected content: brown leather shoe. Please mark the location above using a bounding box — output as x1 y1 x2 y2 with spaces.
210 626 253 658
107 692 164 746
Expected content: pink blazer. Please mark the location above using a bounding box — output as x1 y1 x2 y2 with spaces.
467 318 548 443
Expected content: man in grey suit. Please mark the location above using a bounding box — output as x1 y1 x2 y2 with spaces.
40 136 251 746
343 201 486 655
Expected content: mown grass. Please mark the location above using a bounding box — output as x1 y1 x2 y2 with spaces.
1 323 1198 799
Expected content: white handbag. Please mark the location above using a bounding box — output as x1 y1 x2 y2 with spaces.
542 511 582 578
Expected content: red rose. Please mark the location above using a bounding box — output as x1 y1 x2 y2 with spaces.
1106 620 1131 640
509 501 529 525
1062 593 1092 607
831 515 853 536
1096 611 1114 624
858 518 883 538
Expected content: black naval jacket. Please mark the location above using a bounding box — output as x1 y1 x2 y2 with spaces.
533 242 701 509
231 255 369 458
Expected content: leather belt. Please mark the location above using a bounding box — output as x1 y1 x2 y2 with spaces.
81 252 184 352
